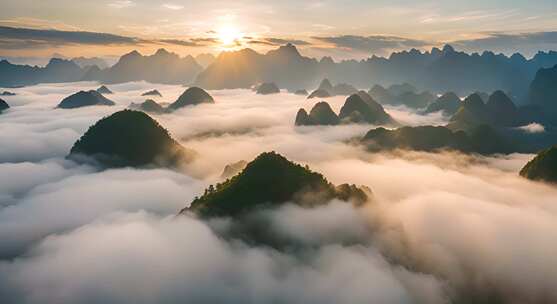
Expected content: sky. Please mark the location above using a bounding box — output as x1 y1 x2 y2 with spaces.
0 0 557 61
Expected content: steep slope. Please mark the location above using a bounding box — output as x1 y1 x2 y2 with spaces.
295 102 339 126
423 92 461 115
97 49 203 85
448 93 491 130
141 89 162 97
167 87 214 111
486 90 519 126
339 92 396 125
363 125 512 154
57 90 115 109
182 151 369 217
68 110 194 167
129 99 165 114
520 146 557 183
256 82 280 95
529 64 557 123
0 98 9 113
96 85 113 94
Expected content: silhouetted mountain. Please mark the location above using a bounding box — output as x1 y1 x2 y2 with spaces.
368 83 434 109
294 89 308 96
90 49 203 85
295 101 340 126
0 98 9 113
387 83 417 96
397 91 436 109
0 91 15 96
193 44 557 100
195 43 320 90
141 89 162 97
96 85 113 94
362 125 513 155
314 78 358 96
449 91 521 130
475 92 490 103
423 92 461 115
167 87 214 111
68 110 194 168
220 160 248 179
368 85 393 104
339 92 396 125
71 57 109 69
307 89 331 99
129 99 165 114
181 151 369 217
448 93 491 130
57 90 115 109
0 58 85 87
295 109 312 126
256 82 280 95
529 64 557 124
486 90 519 126
520 145 557 183
318 78 333 92
3 44 557 94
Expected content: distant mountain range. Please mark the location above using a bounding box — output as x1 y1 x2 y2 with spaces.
82 48 202 85
0 49 202 87
2 44 557 103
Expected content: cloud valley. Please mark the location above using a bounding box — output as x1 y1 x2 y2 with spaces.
0 82 556 304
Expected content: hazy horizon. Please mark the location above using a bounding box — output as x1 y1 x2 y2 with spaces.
1 0 557 61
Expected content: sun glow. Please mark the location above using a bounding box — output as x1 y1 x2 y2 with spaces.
217 26 243 46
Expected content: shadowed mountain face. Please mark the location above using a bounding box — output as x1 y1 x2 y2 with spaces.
57 90 115 109
309 78 358 98
168 87 214 111
295 101 340 126
68 110 194 168
0 98 9 113
448 91 527 130
71 56 109 69
486 90 519 126
0 58 83 87
529 64 557 123
129 99 165 114
220 160 248 179
182 151 369 218
339 92 396 125
448 93 497 130
296 92 396 126
423 92 461 115
307 89 331 99
520 146 557 183
96 85 113 94
141 89 162 97
256 82 280 95
87 49 203 85
368 83 434 109
363 125 513 155
294 89 308 96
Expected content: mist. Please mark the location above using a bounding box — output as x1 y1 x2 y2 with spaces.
0 82 555 303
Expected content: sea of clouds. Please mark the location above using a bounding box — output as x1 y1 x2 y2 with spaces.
0 82 555 304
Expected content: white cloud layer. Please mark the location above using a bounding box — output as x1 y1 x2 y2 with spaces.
0 82 555 303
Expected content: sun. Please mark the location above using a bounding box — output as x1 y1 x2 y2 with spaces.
217 26 243 46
